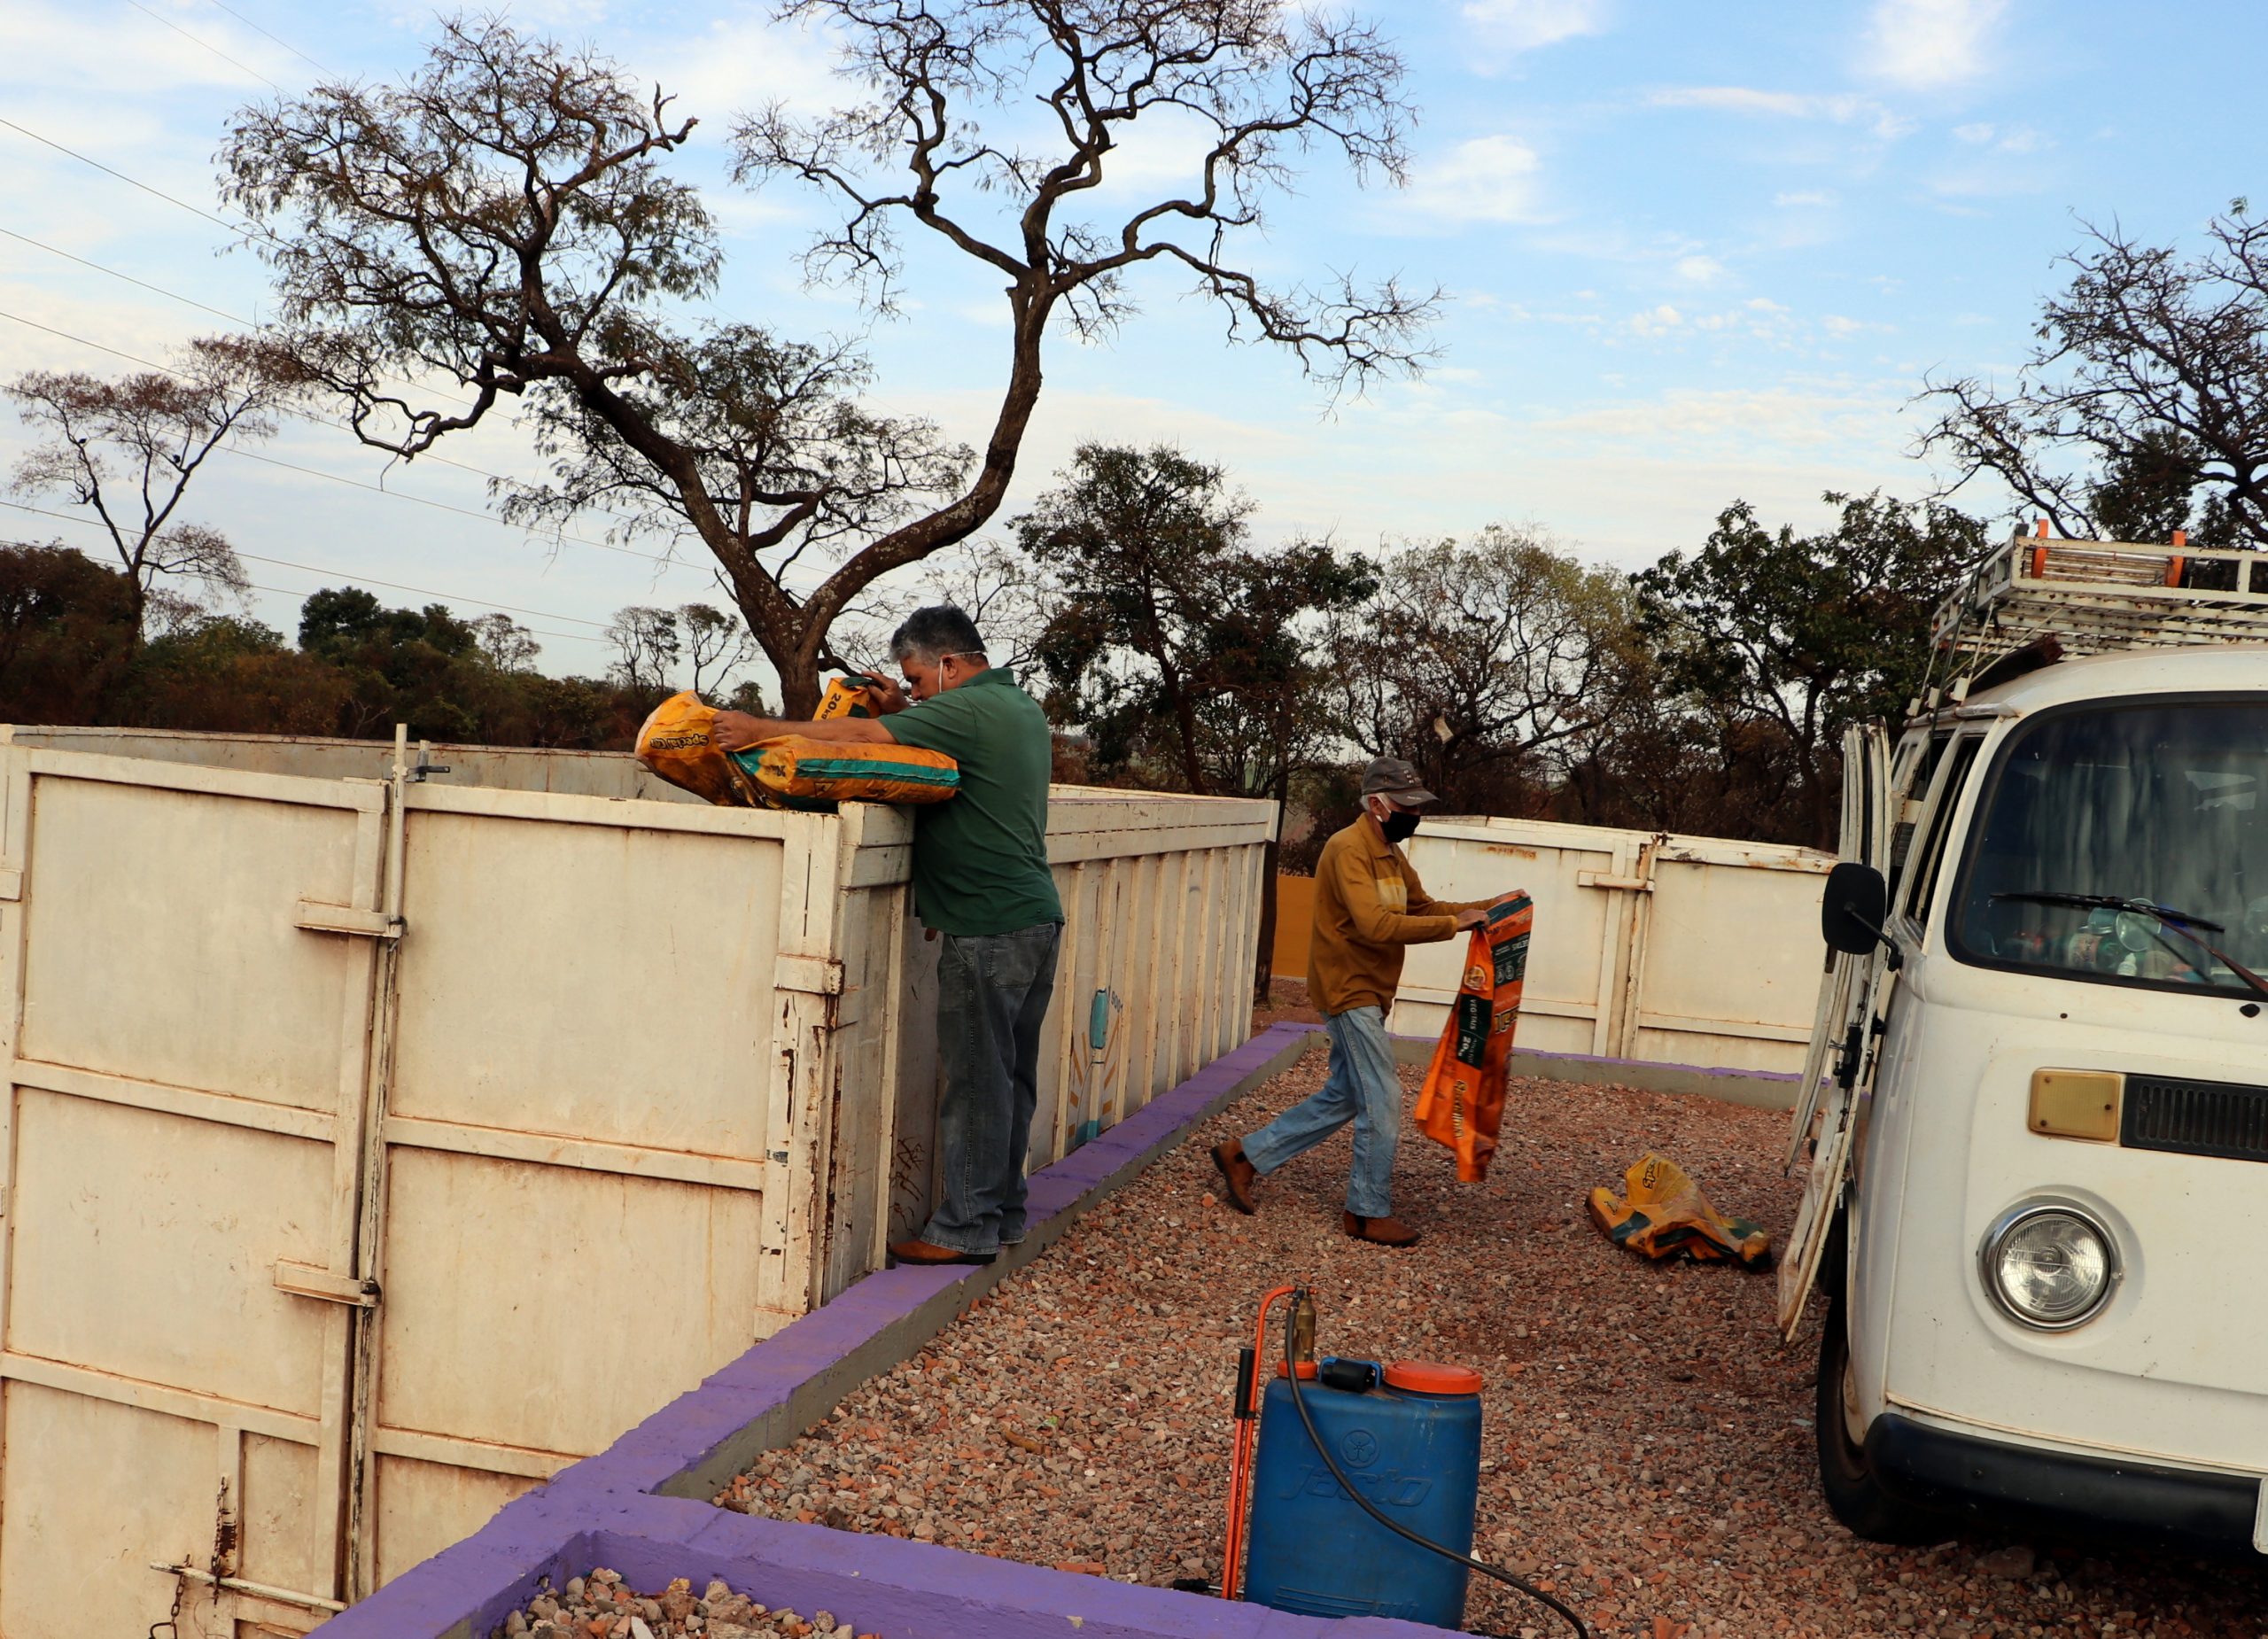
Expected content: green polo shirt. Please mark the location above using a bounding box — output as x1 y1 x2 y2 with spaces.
884 667 1063 936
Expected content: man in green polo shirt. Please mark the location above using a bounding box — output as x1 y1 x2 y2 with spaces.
711 605 1062 1266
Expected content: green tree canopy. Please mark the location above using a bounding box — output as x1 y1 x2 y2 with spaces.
1631 492 1983 847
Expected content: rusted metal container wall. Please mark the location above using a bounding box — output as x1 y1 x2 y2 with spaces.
1394 816 1831 1074
0 730 1270 1639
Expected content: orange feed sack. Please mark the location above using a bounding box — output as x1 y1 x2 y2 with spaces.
633 691 763 807
1412 891 1533 1183
632 689 958 811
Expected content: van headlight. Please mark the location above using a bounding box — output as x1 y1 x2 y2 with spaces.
1978 1202 2118 1330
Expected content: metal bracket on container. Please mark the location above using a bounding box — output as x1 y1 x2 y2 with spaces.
293 900 402 940
273 1260 381 1309
1577 870 1654 892
775 954 844 996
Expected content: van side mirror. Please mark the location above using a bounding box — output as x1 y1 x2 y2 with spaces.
1822 861 1894 959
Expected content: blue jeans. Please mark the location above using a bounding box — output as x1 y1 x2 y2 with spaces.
919 921 1061 1254
1240 1006 1400 1219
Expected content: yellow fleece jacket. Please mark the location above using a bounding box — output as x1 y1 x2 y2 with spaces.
1306 815 1480 1017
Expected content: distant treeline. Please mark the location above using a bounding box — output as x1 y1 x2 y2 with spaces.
0 544 678 750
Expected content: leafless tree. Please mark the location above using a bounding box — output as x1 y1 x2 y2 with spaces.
837 539 1052 677
5 336 282 641
1917 207 2268 545
223 10 1427 714
677 602 757 695
733 2 1432 693
605 605 682 694
1330 527 1644 812
467 611 541 672
222 19 966 716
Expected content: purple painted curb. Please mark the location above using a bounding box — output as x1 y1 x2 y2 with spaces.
309 1024 1340 1639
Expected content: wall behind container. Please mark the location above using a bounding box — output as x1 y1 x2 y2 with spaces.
1394 817 1830 1075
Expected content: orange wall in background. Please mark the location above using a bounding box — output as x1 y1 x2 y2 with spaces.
1270 874 1317 979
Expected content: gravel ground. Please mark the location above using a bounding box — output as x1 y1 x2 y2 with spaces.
490 1568 879 1639
717 1054 2267 1639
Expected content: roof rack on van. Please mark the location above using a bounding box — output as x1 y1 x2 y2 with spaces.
1930 523 2268 667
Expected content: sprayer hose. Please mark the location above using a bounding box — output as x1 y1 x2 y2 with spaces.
1279 1324 1593 1639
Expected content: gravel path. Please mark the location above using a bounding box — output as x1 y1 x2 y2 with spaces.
717 1053 2266 1639
492 1569 878 1639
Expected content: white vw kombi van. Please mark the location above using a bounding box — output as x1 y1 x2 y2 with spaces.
1781 530 2268 1555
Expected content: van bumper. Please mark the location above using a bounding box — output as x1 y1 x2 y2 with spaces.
1868 1412 2263 1557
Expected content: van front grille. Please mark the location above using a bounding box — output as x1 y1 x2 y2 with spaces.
2122 1076 2268 1164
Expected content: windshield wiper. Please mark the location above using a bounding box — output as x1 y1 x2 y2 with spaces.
1992 890 2268 1004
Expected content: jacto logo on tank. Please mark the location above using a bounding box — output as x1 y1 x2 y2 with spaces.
1280 1464 1436 1509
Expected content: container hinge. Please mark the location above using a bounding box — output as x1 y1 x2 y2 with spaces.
775 953 844 996
273 1260 381 1309
294 900 401 940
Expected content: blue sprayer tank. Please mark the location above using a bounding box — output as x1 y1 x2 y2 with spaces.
1242 1357 1483 1627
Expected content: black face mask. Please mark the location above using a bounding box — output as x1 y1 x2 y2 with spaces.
1379 808 1419 843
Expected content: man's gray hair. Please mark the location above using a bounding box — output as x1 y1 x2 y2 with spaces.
889 605 987 664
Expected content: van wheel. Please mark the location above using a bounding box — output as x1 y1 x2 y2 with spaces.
1816 1296 1946 1544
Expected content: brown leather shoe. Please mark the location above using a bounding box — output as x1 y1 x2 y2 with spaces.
1342 1211 1420 1247
1212 1138 1258 1215
888 1238 997 1267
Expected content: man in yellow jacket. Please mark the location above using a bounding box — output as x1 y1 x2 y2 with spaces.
1213 757 1485 1247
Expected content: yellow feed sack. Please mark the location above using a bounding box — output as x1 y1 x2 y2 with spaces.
1588 1152 1771 1268
634 692 762 806
735 735 958 811
633 690 959 812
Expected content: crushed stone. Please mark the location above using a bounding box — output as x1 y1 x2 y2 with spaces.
716 1054 2268 1638
489 1568 879 1639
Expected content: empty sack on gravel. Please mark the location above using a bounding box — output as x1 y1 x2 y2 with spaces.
1588 1151 1771 1266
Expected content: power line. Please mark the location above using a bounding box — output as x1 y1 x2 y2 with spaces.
0 304 710 578
0 232 680 543
0 117 245 240
0 124 803 584
198 0 330 74
0 495 612 645
0 226 245 325
124 0 283 91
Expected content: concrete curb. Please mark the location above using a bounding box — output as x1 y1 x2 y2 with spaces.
1386 1034 1801 1112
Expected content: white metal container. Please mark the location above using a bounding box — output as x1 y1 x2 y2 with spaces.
0 726 1270 1636
1390 815 1833 1074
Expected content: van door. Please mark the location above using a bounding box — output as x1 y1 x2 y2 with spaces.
1779 723 1890 1340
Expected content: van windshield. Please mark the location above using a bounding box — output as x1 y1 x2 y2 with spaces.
1950 700 2268 997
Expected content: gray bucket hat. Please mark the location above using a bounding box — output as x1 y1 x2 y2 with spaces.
1360 756 1437 806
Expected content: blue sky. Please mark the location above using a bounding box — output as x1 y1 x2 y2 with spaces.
3 0 2264 687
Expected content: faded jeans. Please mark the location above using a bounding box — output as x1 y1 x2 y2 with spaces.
1240 1005 1401 1219
919 920 1062 1255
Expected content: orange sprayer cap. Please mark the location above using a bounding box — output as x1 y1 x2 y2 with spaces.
1382 1361 1483 1396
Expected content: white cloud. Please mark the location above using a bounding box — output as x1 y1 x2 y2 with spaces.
1461 0 1610 53
1861 0 2008 90
3 0 295 94
643 12 839 120
1399 136 1546 226
1674 254 1727 284
1627 304 1684 336
1953 121 2048 153
1773 190 1837 207
1650 86 1910 140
